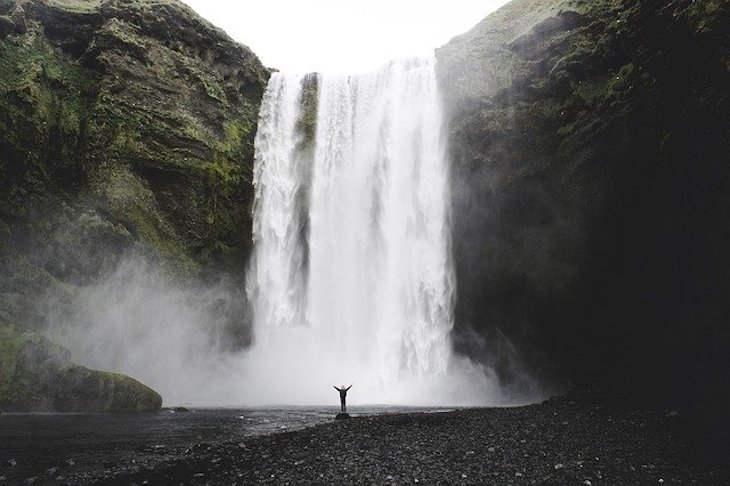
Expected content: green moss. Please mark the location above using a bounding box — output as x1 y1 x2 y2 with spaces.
125 205 179 255
0 323 70 410
680 0 725 32
606 63 635 96
0 31 99 196
0 36 96 95
97 370 162 413
94 18 150 65
201 114 256 226
100 18 145 48
0 0 268 413
557 120 577 136
203 160 239 234
0 322 162 412
221 117 252 156
92 164 197 273
169 50 231 107
44 0 103 13
0 323 25 406
57 365 162 413
205 159 239 191
200 70 228 106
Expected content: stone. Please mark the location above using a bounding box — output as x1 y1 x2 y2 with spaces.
0 323 161 413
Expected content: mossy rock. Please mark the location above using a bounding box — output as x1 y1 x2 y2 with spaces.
0 322 161 412
54 366 162 413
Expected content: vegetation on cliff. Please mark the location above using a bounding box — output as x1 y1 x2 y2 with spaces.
0 0 269 276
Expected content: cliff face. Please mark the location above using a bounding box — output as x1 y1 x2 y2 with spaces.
0 0 269 410
0 0 269 276
437 0 729 400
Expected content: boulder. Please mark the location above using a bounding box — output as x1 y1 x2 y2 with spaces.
0 323 161 412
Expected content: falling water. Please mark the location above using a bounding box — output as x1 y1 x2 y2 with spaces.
248 73 308 333
246 57 499 405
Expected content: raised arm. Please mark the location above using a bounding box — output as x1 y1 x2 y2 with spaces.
346 384 353 391
333 385 340 391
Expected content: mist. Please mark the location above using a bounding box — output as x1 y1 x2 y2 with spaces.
43 258 250 406
33 55 552 408
38 253 545 407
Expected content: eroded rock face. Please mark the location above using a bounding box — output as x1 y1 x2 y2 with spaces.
0 0 269 275
437 0 730 398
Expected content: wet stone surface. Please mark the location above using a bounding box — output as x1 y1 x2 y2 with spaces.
2 392 722 485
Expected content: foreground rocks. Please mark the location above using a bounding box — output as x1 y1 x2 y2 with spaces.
0 323 161 412
53 392 728 485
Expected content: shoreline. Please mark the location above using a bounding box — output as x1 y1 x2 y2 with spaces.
74 391 730 485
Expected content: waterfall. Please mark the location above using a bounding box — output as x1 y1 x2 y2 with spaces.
248 73 308 332
246 56 498 405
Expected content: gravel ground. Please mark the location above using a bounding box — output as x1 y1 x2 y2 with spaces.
79 391 730 485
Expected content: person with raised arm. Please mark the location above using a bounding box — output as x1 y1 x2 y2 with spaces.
333 384 352 413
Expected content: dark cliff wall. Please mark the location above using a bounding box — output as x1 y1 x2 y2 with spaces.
437 0 729 405
0 0 269 410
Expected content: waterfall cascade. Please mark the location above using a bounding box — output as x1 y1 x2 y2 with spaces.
246 56 498 405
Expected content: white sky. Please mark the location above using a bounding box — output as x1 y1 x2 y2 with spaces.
181 0 510 74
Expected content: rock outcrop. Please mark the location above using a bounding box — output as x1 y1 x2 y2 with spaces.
0 322 161 412
437 0 729 401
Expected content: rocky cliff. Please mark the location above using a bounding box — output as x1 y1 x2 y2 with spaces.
437 0 729 405
0 0 269 411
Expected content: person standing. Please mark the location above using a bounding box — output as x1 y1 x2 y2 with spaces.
333 384 352 412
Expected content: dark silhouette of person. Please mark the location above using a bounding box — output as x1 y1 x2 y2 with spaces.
333 384 352 412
